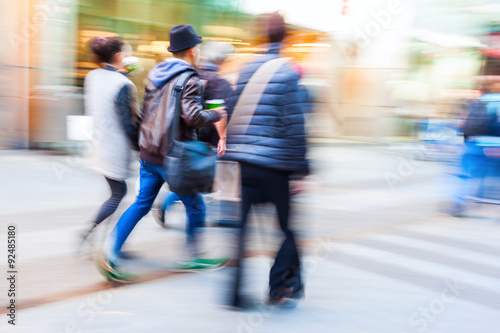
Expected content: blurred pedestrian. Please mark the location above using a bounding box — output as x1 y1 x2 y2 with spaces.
154 41 234 239
81 37 140 241
198 41 234 149
448 81 500 215
224 13 309 309
98 25 227 280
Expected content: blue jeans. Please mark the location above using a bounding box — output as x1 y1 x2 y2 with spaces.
162 191 206 242
108 160 205 258
446 141 491 213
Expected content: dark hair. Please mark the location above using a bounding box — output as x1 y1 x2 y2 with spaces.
89 37 124 64
267 12 286 43
172 47 191 58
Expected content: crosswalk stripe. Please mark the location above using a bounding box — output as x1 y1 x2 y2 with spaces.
11 217 176 261
361 233 500 269
327 244 500 311
331 242 500 294
404 220 500 244
354 238 500 279
394 229 500 257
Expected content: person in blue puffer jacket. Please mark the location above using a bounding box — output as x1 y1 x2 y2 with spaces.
224 12 309 309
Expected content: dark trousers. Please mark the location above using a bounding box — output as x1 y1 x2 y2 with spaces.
93 177 127 225
231 163 302 305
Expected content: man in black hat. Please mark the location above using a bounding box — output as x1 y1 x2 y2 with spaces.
98 25 227 280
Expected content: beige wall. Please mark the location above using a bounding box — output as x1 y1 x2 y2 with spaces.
0 0 31 148
0 0 80 148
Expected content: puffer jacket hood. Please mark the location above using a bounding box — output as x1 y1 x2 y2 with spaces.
148 58 193 88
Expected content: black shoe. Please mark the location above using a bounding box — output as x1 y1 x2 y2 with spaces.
79 223 97 244
444 202 466 217
152 205 165 227
267 287 304 309
117 251 140 260
228 295 261 311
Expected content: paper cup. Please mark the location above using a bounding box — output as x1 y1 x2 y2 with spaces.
122 56 143 74
206 99 225 110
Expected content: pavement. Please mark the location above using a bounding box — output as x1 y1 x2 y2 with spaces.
0 144 499 332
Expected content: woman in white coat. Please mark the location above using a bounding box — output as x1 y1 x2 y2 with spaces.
82 37 140 240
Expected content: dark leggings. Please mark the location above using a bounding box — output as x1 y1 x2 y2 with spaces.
231 163 302 304
92 177 127 225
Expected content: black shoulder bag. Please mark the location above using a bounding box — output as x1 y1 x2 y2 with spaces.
164 70 217 195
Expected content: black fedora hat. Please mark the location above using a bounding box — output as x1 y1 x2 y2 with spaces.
168 25 202 53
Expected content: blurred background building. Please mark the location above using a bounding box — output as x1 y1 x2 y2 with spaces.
1 0 500 150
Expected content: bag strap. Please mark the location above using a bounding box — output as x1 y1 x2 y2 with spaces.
227 57 291 136
168 69 196 150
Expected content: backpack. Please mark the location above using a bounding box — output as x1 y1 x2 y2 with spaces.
463 99 496 139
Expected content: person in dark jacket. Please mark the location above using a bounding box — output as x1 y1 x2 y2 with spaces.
98 25 226 280
198 41 234 148
224 13 308 309
155 41 234 233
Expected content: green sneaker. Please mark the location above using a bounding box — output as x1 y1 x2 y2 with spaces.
96 251 136 283
194 257 229 266
172 257 229 271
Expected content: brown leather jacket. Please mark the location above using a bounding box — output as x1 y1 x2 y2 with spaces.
138 72 221 166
